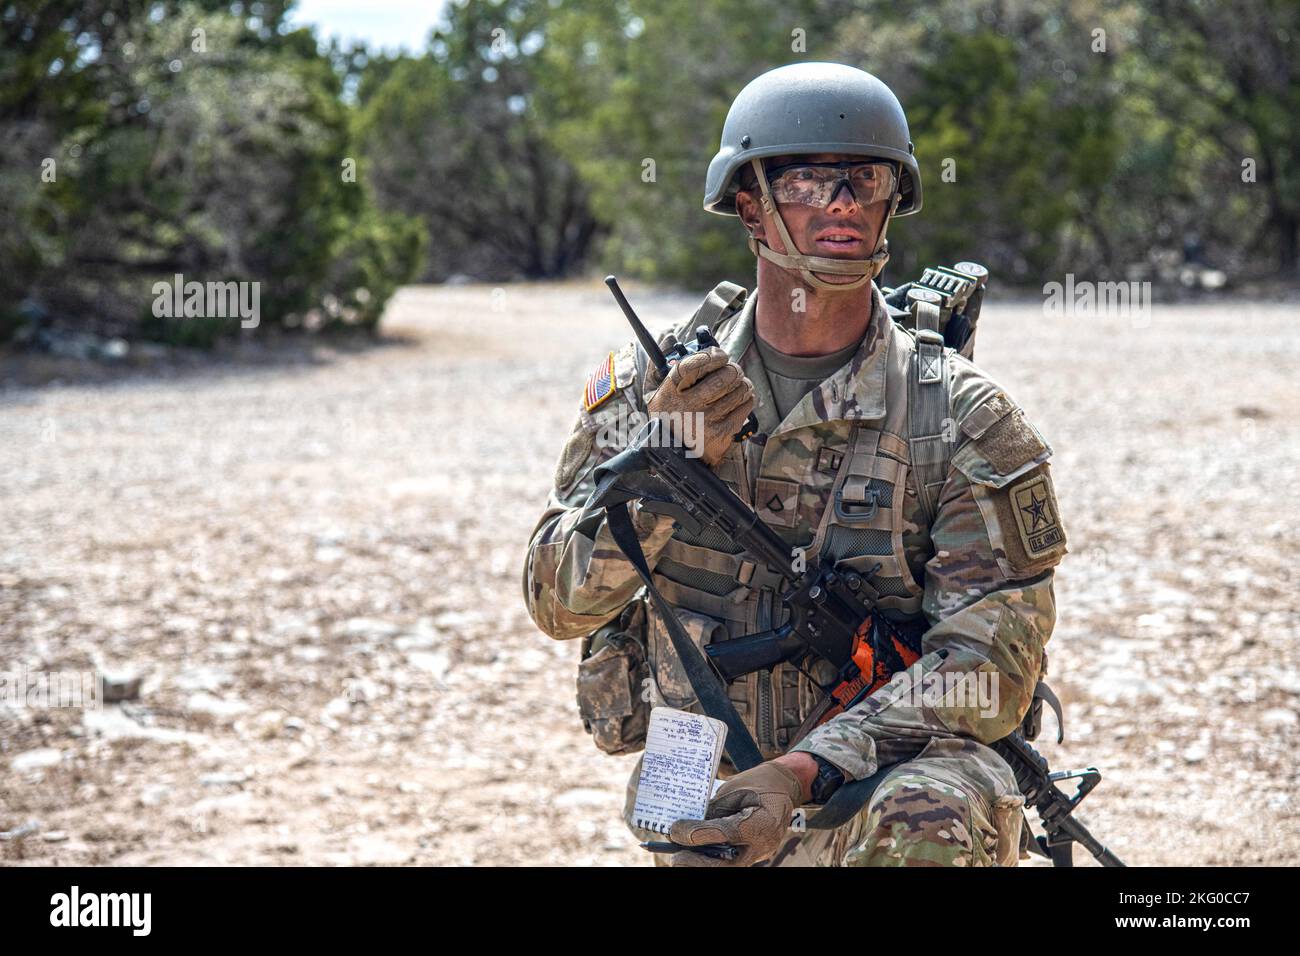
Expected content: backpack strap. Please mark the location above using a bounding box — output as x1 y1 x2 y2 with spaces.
906 299 952 526
690 280 749 337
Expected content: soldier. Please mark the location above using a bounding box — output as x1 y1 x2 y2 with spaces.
522 62 1067 866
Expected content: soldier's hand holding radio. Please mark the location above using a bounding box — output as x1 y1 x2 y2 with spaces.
645 346 755 467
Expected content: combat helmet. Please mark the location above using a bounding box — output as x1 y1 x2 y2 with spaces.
705 62 922 292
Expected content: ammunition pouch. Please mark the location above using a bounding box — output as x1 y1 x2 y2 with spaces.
576 600 650 756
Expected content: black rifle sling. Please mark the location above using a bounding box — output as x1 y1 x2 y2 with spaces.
604 501 765 771
608 498 912 829
804 768 891 830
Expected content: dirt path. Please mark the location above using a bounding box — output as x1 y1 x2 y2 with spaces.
1 280 1297 865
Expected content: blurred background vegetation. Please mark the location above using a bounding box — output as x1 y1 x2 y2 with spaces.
2 0 1297 346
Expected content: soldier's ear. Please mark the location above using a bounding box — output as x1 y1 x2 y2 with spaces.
735 191 763 237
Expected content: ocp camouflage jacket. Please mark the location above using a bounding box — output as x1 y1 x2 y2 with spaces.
522 281 1067 783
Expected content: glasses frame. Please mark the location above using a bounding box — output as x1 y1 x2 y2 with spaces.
764 160 898 208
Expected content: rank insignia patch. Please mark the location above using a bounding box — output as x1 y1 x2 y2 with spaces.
755 477 799 528
1009 473 1063 556
583 352 617 412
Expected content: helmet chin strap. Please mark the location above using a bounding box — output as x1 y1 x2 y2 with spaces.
747 158 899 293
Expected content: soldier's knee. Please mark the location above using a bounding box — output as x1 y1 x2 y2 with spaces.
844 773 998 867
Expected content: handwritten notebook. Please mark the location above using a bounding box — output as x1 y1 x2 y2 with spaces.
632 707 728 835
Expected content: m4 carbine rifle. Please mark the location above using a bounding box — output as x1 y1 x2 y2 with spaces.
588 275 1123 867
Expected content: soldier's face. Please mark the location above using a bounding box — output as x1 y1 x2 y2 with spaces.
736 152 891 285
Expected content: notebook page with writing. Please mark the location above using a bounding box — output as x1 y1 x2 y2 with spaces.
632 707 728 835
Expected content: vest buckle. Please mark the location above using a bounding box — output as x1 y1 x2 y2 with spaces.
834 484 880 522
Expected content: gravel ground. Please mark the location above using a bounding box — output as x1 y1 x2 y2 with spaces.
1 279 1297 866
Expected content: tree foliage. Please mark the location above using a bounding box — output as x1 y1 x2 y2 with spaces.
1 1 424 344
2 0 1296 347
355 0 599 281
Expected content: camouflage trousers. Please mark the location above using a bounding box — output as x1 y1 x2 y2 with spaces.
629 736 1026 867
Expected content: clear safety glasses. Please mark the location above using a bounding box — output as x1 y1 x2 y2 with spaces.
766 160 898 208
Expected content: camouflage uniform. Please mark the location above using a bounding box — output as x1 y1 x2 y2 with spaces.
523 281 1067 867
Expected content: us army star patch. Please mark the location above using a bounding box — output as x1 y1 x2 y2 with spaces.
583 352 617 412
1010 474 1063 555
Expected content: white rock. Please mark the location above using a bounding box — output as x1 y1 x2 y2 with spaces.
1272 672 1300 695
175 665 234 693
1089 675 1167 705
192 791 254 814
11 748 62 772
139 784 174 807
554 788 616 809
0 820 42 840
342 618 401 639
433 610 484 630
395 632 438 651
1261 708 1298 729
348 837 412 866
187 692 250 719
342 679 381 703
407 650 450 683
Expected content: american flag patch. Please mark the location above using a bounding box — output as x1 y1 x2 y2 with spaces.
583 352 617 412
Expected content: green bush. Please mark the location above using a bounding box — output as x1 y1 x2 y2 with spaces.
0 1 424 345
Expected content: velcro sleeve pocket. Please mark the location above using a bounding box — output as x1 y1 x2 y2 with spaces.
952 404 1066 577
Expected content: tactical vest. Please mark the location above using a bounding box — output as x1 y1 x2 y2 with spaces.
635 282 953 761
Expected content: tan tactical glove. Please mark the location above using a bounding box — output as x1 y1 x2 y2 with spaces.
645 346 755 467
669 760 803 867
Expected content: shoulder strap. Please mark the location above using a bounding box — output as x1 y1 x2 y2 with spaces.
906 299 952 526
689 280 748 337
604 499 764 771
